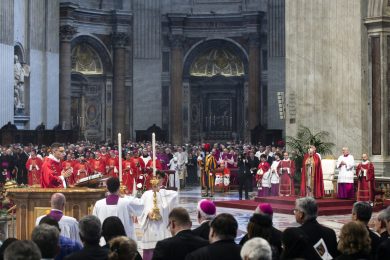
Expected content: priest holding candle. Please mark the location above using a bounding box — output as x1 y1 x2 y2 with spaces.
138 133 178 260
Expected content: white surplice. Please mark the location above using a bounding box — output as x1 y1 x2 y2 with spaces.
138 189 178 249
336 154 355 183
36 210 80 242
92 195 144 243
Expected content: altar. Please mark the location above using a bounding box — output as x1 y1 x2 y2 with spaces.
7 187 106 240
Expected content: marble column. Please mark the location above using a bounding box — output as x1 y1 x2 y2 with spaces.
112 32 128 140
248 34 261 131
59 25 77 130
365 12 390 175
170 35 184 145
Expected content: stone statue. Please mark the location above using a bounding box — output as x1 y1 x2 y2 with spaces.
14 55 30 111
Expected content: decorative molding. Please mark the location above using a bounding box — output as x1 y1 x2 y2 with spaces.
111 32 129 48
247 33 260 47
169 34 185 48
60 25 77 41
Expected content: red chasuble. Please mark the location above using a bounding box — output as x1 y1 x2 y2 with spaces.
300 153 324 198
41 156 64 188
26 157 43 186
278 159 296 196
356 161 375 202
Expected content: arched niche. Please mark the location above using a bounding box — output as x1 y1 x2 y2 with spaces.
182 39 249 142
70 35 113 142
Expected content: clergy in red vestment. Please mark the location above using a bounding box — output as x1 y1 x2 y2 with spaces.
106 150 119 178
122 151 136 195
145 157 163 190
41 143 72 188
73 156 91 184
61 154 75 184
257 154 270 197
99 146 109 164
356 153 375 202
90 152 106 175
277 152 296 196
300 148 324 198
26 150 43 186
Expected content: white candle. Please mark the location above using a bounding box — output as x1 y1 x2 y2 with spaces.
118 133 122 182
152 133 156 176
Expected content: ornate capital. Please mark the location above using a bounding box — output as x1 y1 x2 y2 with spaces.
169 34 185 49
60 25 77 41
112 32 129 48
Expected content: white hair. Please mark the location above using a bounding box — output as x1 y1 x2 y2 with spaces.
240 237 272 260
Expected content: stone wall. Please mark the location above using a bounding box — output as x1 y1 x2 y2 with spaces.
0 0 59 130
0 0 14 127
285 0 369 157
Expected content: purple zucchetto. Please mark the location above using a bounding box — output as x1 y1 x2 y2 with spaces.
197 199 216 218
255 203 273 216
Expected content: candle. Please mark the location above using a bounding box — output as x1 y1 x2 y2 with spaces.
152 133 156 176
118 133 122 182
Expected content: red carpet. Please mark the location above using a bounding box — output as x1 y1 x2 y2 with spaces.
214 196 390 216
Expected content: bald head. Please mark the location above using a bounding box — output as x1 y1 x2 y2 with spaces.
51 193 66 210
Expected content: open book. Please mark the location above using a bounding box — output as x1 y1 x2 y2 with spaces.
313 238 333 260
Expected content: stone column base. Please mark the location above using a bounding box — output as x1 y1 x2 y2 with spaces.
371 156 390 177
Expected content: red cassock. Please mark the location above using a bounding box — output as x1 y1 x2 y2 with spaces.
100 153 109 164
26 157 43 186
41 157 64 188
356 162 375 202
91 158 106 175
257 162 270 182
73 162 91 184
277 159 296 196
300 154 324 198
122 159 135 194
106 157 119 178
145 159 163 189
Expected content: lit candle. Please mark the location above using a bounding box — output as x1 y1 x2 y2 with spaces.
118 133 122 182
152 133 156 176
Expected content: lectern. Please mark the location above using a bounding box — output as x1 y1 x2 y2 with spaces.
7 187 106 240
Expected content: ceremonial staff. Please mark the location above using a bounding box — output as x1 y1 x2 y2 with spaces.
149 133 162 220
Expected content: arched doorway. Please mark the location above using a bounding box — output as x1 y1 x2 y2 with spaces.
183 40 248 142
71 36 112 142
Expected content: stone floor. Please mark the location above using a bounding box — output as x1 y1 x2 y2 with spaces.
134 185 379 244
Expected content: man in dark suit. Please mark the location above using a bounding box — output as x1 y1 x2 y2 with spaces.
239 203 282 256
31 223 60 260
247 150 259 192
15 146 29 184
192 199 216 240
376 206 390 260
185 213 241 260
294 197 340 259
352 201 381 258
65 215 108 260
152 207 208 260
237 152 252 200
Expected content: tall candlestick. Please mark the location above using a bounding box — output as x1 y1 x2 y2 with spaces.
152 133 156 176
118 133 122 182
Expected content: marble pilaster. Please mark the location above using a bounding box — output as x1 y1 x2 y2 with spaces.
59 25 77 130
112 32 128 140
248 34 261 131
365 1 390 175
170 35 184 145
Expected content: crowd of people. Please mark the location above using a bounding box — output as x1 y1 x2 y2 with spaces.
0 141 375 205
0 141 287 196
0 189 389 260
0 140 387 260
